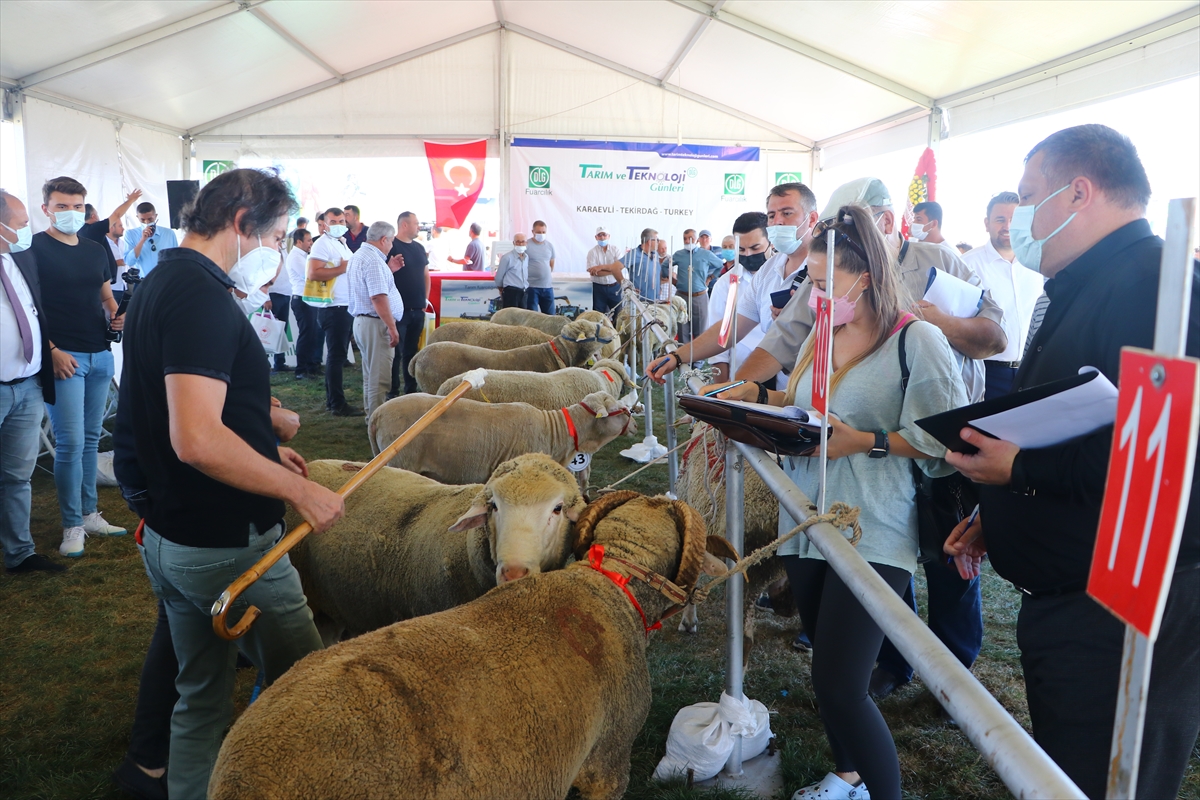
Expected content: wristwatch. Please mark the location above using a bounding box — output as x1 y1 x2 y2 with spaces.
868 431 890 459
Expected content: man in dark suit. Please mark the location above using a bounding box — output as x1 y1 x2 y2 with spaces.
0 189 65 573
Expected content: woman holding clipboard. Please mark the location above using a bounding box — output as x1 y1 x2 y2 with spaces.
709 204 966 800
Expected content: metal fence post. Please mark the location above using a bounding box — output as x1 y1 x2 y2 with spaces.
722 442 745 777
665 370 678 497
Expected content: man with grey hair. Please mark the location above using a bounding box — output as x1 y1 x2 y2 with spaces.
348 221 405 418
1 189 66 573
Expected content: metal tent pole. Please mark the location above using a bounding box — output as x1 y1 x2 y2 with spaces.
722 442 746 778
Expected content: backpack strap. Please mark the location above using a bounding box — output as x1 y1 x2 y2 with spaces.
897 319 917 393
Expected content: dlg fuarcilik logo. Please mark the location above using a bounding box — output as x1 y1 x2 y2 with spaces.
528 166 551 189
775 171 802 186
724 173 745 196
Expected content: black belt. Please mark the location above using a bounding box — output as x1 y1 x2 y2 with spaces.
987 360 1022 370
1012 579 1088 599
0 375 32 386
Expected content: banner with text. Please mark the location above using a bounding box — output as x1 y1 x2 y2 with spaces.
510 139 764 273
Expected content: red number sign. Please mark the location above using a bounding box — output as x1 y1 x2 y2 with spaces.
811 296 833 416
1089 348 1200 639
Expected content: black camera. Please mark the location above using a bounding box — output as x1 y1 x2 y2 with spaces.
105 267 143 343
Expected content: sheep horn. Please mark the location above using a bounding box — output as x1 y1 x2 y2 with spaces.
210 376 482 640
571 490 641 559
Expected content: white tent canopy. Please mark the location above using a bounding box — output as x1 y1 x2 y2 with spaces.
2 0 1197 227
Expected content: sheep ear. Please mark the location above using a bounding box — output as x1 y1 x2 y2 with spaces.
449 504 489 532
706 535 740 562
702 552 729 577
564 495 587 522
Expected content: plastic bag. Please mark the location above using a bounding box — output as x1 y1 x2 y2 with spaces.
251 311 288 354
652 692 772 783
96 451 119 487
417 303 437 350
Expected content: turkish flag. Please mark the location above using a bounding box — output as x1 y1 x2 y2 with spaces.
424 140 487 229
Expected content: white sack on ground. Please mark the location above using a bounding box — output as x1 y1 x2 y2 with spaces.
652 691 772 783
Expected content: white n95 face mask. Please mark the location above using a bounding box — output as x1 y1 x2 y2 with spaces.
229 236 281 297
238 288 269 315
683 242 698 251
1010 184 1076 274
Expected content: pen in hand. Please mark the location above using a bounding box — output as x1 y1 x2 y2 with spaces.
704 380 746 397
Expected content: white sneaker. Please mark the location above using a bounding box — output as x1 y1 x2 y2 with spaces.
59 527 87 558
792 772 870 800
82 512 126 537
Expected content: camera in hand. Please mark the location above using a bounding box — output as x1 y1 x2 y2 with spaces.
105 267 142 343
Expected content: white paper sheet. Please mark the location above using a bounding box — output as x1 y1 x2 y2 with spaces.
923 267 983 319
972 367 1118 449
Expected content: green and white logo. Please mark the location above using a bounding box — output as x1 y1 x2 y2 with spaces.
774 171 803 185
724 173 745 196
202 160 236 182
528 166 551 189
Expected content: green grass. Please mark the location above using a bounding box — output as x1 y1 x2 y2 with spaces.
2 363 1197 799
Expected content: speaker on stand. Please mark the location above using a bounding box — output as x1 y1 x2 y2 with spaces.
166 180 200 230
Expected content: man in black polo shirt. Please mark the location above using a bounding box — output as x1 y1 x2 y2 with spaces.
945 125 1200 800
116 168 344 800
387 210 430 397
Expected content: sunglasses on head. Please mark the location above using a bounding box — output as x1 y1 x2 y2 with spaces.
812 217 868 261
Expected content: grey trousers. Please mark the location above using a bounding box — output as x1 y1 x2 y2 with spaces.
677 291 708 346
353 314 395 420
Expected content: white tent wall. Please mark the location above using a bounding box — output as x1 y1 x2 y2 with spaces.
21 96 183 234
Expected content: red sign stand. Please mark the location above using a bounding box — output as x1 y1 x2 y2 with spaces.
1091 197 1197 800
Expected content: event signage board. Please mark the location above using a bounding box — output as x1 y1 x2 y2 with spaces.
1088 347 1200 640
202 160 235 183
510 139 764 273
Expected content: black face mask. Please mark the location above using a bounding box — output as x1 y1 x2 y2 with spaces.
739 251 768 272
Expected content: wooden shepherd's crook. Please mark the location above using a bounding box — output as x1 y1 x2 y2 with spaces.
210 374 483 641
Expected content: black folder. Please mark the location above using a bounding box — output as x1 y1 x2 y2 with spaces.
915 369 1106 455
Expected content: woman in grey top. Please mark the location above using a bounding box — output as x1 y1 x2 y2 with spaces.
714 204 966 800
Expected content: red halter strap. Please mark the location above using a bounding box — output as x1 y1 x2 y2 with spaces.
587 544 662 636
548 338 567 368
561 407 580 453
601 369 614 383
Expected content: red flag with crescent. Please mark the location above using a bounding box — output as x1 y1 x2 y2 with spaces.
811 295 833 416
424 140 487 229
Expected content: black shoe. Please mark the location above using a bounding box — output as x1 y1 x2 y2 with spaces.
330 404 364 417
791 630 812 652
868 666 908 700
385 391 399 401
112 755 167 800
272 364 293 373
6 553 67 574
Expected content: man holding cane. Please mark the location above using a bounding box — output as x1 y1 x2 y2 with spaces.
116 167 344 800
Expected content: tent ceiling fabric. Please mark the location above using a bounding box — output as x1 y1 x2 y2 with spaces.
1 0 1196 145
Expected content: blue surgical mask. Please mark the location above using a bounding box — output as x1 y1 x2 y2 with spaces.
721 248 736 261
1010 184 1075 274
327 224 348 239
767 224 806 255
1 221 32 253
53 210 85 235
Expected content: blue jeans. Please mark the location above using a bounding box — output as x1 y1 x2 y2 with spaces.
525 286 554 314
46 349 113 528
592 282 622 315
1 377 44 567
139 522 323 800
877 560 983 682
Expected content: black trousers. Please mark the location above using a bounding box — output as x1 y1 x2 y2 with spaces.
591 282 622 315
319 306 352 410
389 308 426 396
501 286 525 309
784 556 911 800
127 599 176 770
1016 565 1199 800
984 361 1018 399
267 292 291 368
290 298 322 375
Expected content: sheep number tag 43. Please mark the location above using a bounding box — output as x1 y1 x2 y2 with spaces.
567 451 592 472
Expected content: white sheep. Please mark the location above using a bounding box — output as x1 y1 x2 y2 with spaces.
209 491 739 800
434 359 634 408
615 294 690 343
410 318 615 394
368 390 637 486
428 321 555 350
287 454 586 644
490 308 622 360
675 423 797 649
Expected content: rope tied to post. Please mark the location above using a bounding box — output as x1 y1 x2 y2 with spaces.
686 501 863 607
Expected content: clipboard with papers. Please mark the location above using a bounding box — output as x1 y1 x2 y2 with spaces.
676 394 830 457
915 367 1119 454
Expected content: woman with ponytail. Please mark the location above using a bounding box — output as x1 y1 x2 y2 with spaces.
712 203 966 800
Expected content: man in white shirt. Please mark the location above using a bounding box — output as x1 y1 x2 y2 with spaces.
286 229 321 380
0 190 66 573
961 191 1045 398
424 226 453 271
306 207 360 416
494 234 529 309
104 217 129 303
347 221 405 418
585 225 623 314
648 183 819 383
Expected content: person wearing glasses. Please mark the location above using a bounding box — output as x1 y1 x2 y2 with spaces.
123 201 178 275
712 204 967 800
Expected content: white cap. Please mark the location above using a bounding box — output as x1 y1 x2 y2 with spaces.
596 225 609 235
